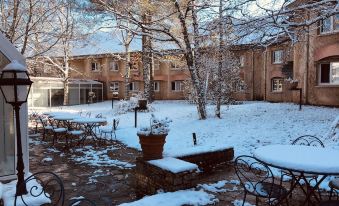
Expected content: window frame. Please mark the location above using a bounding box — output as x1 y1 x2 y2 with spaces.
272 50 284 64
109 82 119 92
109 60 119 72
153 81 160 92
320 15 339 34
129 82 139 91
91 62 100 72
318 62 339 85
240 55 245 67
153 59 160 70
171 81 183 92
271 78 284 92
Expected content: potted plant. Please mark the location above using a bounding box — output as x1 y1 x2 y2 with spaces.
137 114 172 160
285 78 299 90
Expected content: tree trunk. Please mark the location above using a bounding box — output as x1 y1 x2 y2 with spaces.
142 10 153 102
63 78 69 106
216 0 223 118
63 57 70 106
174 0 206 119
124 46 131 99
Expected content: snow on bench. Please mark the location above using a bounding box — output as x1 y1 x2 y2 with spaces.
148 157 198 173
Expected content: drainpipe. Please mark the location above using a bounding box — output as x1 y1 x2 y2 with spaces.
305 12 310 104
252 50 255 100
263 49 267 101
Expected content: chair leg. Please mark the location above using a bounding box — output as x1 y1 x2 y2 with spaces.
42 129 46 141
242 192 247 206
290 178 294 198
53 132 57 145
329 188 333 200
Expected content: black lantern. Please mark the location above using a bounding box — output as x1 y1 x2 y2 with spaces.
0 60 32 196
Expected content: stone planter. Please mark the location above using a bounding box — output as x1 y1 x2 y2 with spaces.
138 134 167 160
138 99 148 110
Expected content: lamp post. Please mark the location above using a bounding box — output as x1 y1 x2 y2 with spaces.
0 60 32 196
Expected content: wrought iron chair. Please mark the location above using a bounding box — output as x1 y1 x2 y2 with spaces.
234 155 288 206
291 135 325 147
326 178 339 201
281 135 325 198
100 119 119 141
15 172 65 206
38 115 55 141
14 172 96 206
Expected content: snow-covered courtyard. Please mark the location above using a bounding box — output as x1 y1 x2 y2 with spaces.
26 100 339 206
31 100 339 157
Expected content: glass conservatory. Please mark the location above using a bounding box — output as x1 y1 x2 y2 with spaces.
28 78 103 107
0 32 29 181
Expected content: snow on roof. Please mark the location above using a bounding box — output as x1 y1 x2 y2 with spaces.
3 60 26 71
70 32 142 56
0 32 26 66
148 157 198 173
31 77 103 85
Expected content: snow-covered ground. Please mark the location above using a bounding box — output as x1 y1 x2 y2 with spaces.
30 100 339 158
29 100 339 205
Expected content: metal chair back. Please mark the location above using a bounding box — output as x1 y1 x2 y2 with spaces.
292 135 325 147
235 155 276 197
15 172 65 206
14 172 96 206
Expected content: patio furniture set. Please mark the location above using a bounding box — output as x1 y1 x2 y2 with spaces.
29 111 118 148
235 135 339 206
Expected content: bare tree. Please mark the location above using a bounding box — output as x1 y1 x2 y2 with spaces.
0 0 64 56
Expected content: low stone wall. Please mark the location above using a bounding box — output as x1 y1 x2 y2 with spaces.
177 147 234 173
135 147 234 198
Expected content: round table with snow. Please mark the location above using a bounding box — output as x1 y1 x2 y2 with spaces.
254 145 339 205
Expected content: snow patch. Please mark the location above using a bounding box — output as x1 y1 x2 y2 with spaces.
119 190 217 206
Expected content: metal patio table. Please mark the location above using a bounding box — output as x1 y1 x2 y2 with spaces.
254 145 339 206
71 118 107 144
52 115 82 147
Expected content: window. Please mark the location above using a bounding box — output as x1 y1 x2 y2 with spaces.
129 82 139 91
171 81 183 91
170 61 179 70
153 81 160 92
109 82 119 92
272 50 283 64
91 62 99 71
153 59 160 70
319 62 339 85
320 15 339 34
110 61 119 71
271 78 283 92
131 61 140 71
240 56 245 67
